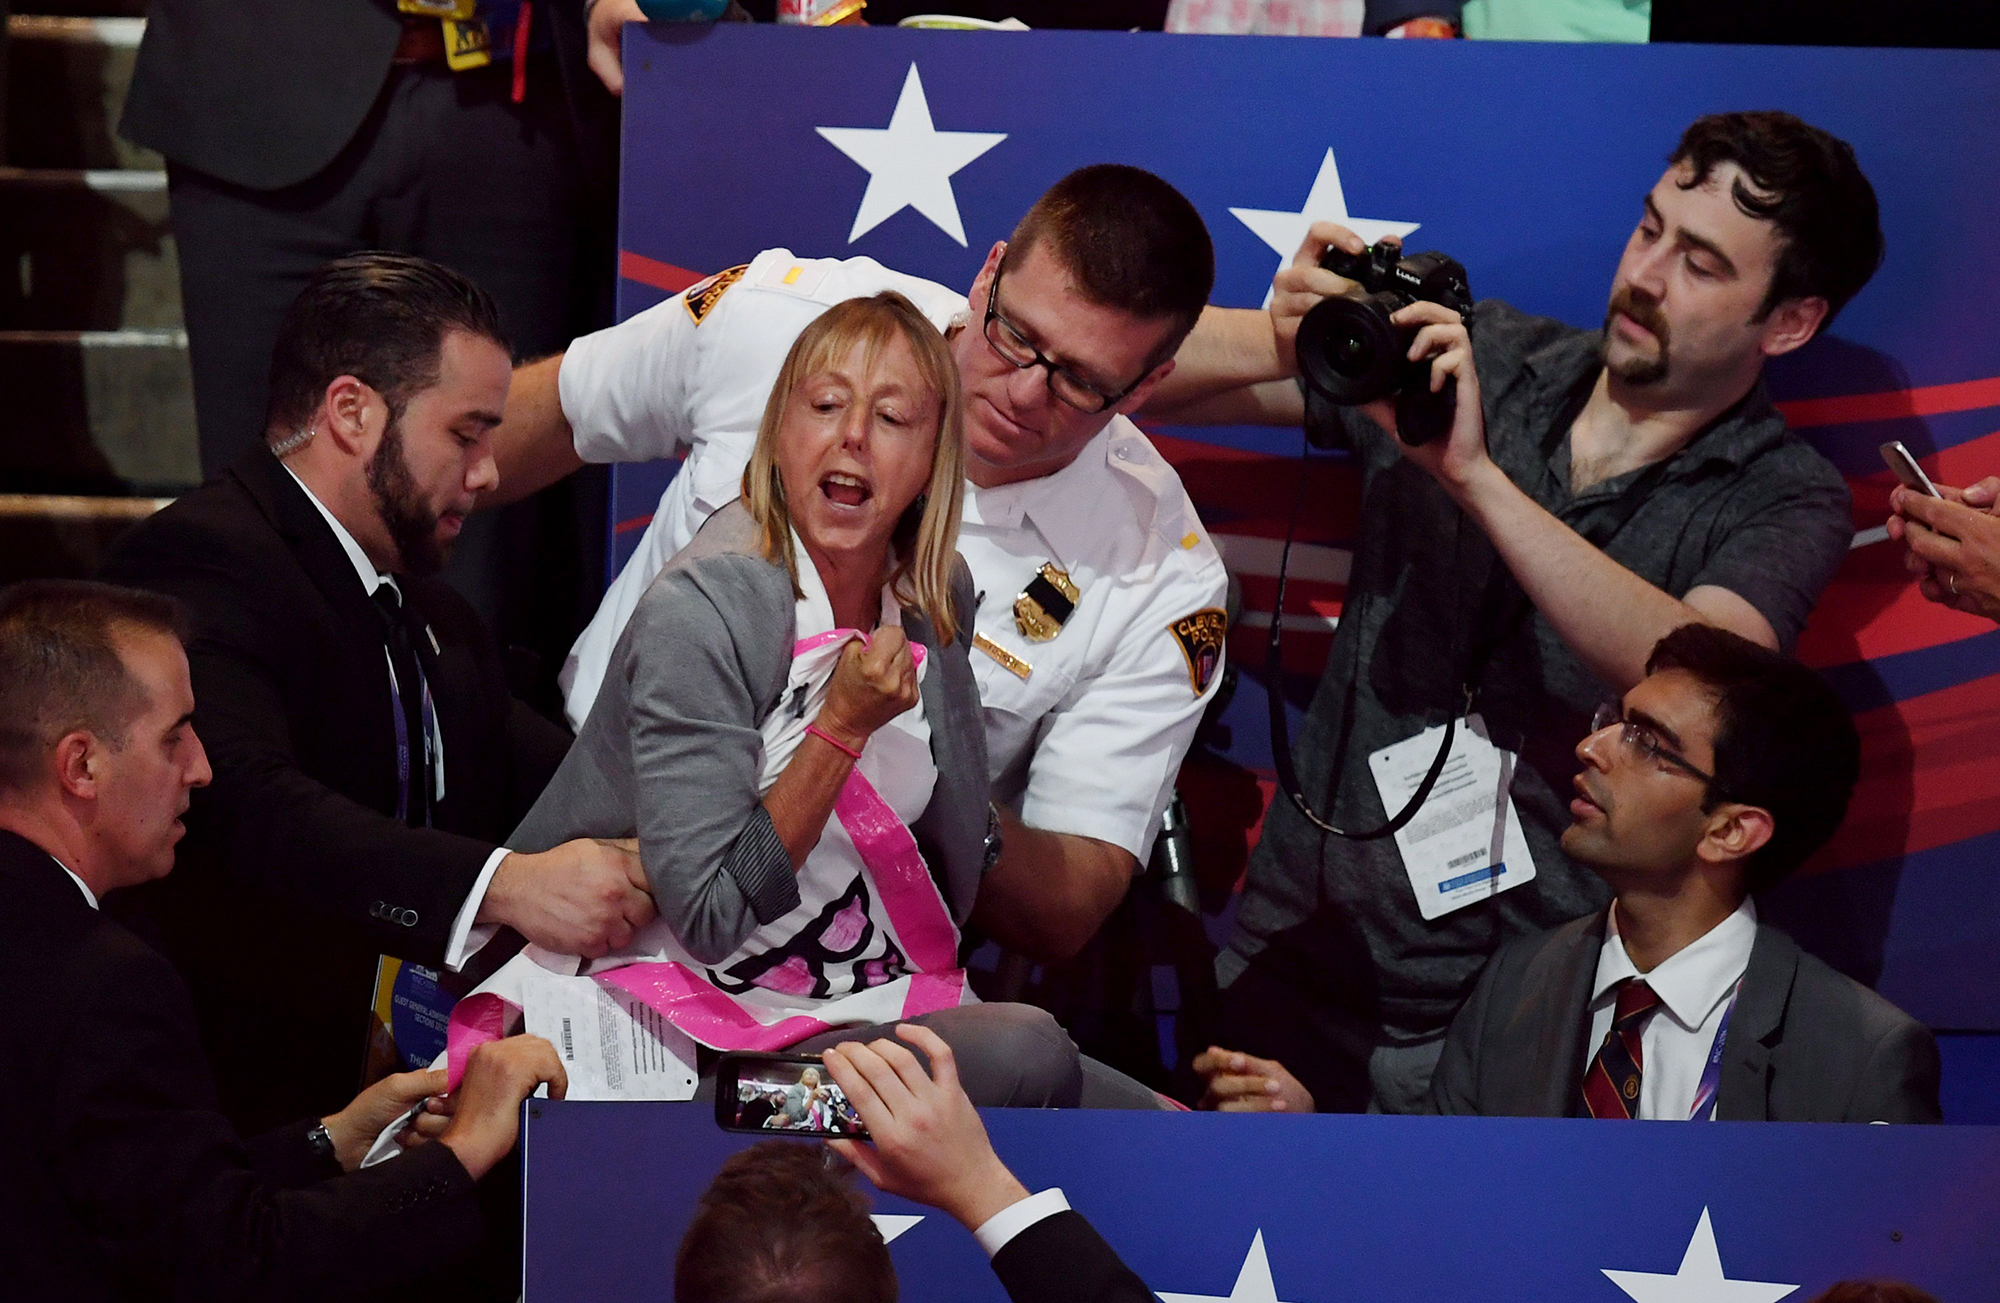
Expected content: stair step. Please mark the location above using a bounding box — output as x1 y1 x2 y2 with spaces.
0 491 171 584
0 166 179 330
5 14 156 170
0 327 200 494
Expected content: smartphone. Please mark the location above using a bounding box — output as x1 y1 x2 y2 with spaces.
1881 441 1941 497
713 1051 869 1139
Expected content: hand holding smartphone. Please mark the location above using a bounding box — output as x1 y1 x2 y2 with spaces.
714 1051 868 1139
1881 441 1941 497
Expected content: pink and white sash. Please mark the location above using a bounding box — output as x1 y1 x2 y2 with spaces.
440 607 971 1099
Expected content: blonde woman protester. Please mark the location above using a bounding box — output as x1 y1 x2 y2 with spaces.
415 294 1098 1114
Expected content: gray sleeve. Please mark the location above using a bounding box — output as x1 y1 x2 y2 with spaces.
1686 453 1853 653
625 563 800 965
1425 951 1496 1115
1848 1017 1943 1124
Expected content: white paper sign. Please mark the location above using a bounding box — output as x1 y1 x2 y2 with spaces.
511 952 700 1101
1368 713 1537 920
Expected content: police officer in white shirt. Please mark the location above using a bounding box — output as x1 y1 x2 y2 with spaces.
491 165 1229 966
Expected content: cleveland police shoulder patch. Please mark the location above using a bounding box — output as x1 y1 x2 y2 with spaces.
1169 607 1227 696
682 264 749 325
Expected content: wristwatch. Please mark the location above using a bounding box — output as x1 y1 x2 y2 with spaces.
982 802 1005 874
305 1120 339 1171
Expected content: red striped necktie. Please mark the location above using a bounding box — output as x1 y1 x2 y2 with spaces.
1582 978 1660 1119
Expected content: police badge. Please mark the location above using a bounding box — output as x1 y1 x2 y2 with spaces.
1169 607 1227 695
1013 563 1078 642
682 264 748 325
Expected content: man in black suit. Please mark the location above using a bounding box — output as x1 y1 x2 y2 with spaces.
1196 624 1941 1123
120 0 628 707
0 578 568 1302
104 254 656 1133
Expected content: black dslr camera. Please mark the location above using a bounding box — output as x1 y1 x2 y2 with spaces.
1295 243 1473 447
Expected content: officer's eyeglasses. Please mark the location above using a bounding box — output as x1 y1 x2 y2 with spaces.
983 266 1145 415
1590 703 1727 795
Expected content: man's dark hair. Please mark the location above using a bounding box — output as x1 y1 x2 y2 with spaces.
263 252 508 436
1645 623 1860 893
0 580 186 793
1669 111 1883 329
674 1142 896 1303
1002 163 1215 367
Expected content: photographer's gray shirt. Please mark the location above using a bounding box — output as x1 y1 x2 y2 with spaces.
1221 300 1852 1049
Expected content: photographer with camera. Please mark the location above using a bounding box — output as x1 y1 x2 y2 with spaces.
1149 111 1882 1112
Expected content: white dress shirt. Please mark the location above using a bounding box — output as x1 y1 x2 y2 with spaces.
973 1187 1071 1257
557 248 1228 859
55 854 99 909
280 464 504 970
1587 897 1757 1121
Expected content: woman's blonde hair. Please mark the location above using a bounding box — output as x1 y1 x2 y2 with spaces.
741 291 967 644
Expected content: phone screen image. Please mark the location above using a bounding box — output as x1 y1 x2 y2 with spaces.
717 1054 868 1138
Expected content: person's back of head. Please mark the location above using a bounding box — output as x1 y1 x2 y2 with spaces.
0 580 206 892
1644 623 1861 892
674 1141 896 1303
1668 111 1883 333
1004 163 1215 367
1805 1282 1941 1303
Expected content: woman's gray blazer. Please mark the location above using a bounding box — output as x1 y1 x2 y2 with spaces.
508 502 990 966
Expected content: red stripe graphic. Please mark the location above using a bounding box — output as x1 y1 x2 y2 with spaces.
619 251 706 295
1779 374 2000 429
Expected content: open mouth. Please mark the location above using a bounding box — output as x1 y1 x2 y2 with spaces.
1570 776 1605 820
821 472 873 509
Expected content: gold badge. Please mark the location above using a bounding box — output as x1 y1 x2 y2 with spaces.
973 632 1032 681
1013 563 1078 643
683 264 748 325
442 16 491 70
1168 607 1227 696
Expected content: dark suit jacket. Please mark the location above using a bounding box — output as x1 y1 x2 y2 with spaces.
0 831 487 1303
991 1210 1154 1303
103 447 570 1131
121 0 617 193
1427 906 1943 1122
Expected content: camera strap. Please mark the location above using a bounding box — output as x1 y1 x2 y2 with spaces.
1265 428 1458 841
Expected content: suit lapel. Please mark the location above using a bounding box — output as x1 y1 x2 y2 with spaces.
1532 909 1607 1118
1715 923 1797 1122
229 446 402 814
230 447 387 645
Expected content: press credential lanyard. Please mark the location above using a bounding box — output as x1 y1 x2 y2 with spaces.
1687 978 1743 1122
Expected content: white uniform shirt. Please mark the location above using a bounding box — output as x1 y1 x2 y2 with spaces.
557 248 1228 860
1586 897 1756 1121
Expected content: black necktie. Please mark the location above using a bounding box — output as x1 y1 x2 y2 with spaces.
371 583 431 827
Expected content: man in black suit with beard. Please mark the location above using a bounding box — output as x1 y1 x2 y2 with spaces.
105 254 656 1132
0 578 569 1303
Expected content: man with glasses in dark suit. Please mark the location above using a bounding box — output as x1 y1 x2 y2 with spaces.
1196 624 1941 1123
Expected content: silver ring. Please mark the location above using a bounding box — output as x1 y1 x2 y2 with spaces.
1948 572 1960 597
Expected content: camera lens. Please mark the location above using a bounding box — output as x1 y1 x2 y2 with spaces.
1296 291 1409 404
